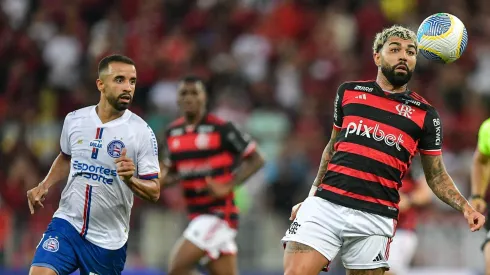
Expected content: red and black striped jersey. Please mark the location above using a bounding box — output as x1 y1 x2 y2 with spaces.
316 80 442 219
162 114 257 228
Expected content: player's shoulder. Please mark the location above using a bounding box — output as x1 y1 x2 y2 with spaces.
64 106 94 122
204 114 227 126
479 118 490 134
338 80 377 93
408 91 432 107
127 111 154 133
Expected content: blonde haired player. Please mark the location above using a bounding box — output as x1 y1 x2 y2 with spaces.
281 25 485 275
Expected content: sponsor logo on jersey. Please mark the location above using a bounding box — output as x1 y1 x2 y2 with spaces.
170 128 184 136
42 237 59 252
354 85 374 92
72 160 117 185
197 125 215 133
345 120 404 151
107 140 125 158
404 99 421 106
90 139 103 149
433 118 441 146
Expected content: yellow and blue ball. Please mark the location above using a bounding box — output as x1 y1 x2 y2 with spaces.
416 13 468 64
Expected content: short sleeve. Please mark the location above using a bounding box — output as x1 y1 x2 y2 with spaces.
222 122 256 157
478 119 490 156
60 114 72 156
333 83 346 130
137 125 160 180
418 108 443 155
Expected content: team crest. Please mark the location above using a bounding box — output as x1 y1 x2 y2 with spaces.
107 140 125 158
195 133 209 149
42 237 59 252
395 104 414 118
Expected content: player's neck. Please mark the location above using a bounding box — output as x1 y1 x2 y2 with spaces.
96 103 125 124
376 73 408 93
184 109 206 126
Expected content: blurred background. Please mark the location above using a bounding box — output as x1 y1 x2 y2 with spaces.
0 0 489 274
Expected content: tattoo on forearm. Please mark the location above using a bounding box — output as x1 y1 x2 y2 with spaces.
313 137 336 187
285 242 315 253
422 155 467 212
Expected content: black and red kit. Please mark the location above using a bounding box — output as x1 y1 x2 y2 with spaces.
163 114 257 228
316 81 442 219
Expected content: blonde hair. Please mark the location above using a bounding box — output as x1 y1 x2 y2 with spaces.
372 25 418 54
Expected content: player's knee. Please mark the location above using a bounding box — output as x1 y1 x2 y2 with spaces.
29 266 58 275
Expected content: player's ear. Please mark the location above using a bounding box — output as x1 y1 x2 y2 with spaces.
96 78 104 93
373 50 381 67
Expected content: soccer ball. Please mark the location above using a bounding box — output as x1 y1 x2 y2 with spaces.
416 13 468 64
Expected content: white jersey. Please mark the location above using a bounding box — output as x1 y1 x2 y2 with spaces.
53 106 160 250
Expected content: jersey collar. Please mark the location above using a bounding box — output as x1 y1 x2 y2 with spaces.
90 105 132 127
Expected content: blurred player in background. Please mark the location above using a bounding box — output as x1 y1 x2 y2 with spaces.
470 118 490 275
386 160 432 275
26 54 161 275
160 76 265 275
281 25 485 275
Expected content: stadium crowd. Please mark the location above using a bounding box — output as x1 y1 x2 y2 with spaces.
0 0 489 273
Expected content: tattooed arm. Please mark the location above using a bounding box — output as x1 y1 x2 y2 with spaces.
308 129 340 196
421 154 485 231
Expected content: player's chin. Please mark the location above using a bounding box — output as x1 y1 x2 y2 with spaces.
115 102 130 111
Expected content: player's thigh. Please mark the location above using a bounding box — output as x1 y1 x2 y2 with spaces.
341 235 391 272
78 242 127 275
283 241 330 275
346 268 385 275
281 197 345 274
207 254 238 275
168 237 207 273
31 219 78 275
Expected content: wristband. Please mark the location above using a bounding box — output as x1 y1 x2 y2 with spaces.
470 194 484 200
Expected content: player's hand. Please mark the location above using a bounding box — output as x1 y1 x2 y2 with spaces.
463 205 486 232
470 197 487 213
398 192 412 212
205 176 234 198
115 148 135 183
27 183 48 214
290 203 302 221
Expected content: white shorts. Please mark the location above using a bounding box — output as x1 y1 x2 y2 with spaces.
387 229 418 275
183 214 237 264
281 196 397 271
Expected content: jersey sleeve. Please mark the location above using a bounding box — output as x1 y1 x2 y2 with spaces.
222 122 257 157
333 83 346 130
137 125 160 180
418 108 443 155
60 114 72 157
477 118 490 156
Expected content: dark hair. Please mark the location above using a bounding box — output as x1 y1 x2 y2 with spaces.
98 54 135 77
180 75 206 93
181 75 203 84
